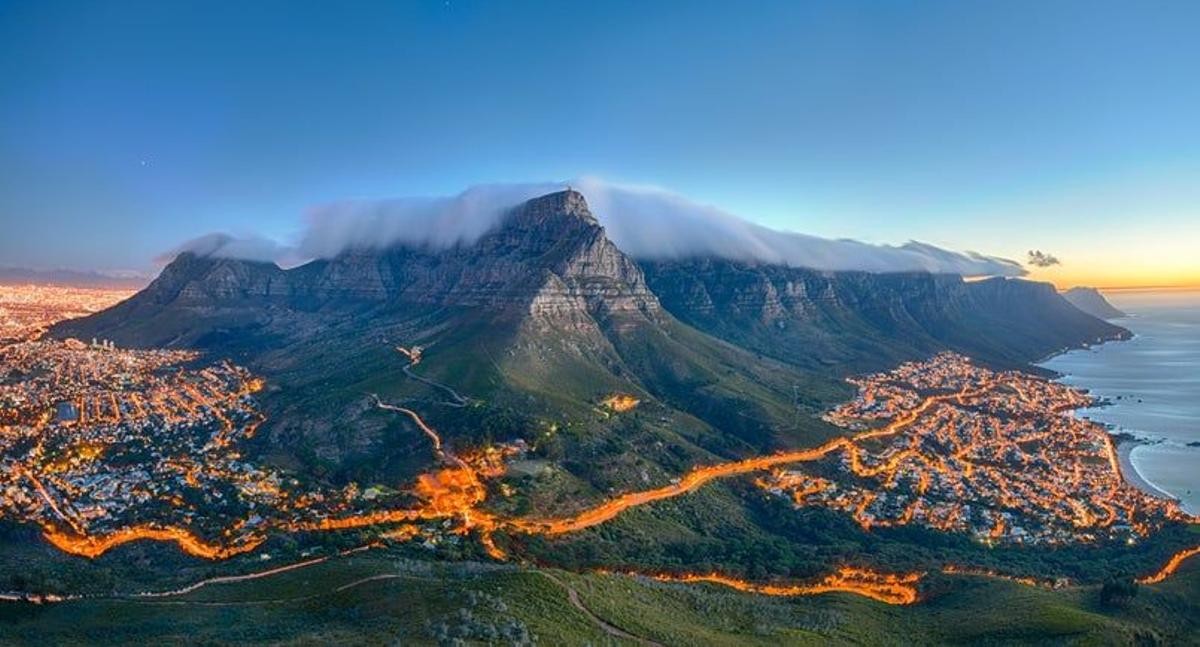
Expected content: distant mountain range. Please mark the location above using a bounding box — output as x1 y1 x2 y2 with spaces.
0 266 149 289
1062 286 1126 319
53 190 1129 486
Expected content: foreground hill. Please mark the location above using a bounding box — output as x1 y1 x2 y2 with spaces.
1 550 1196 645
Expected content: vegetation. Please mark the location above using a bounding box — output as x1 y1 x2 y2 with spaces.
1 550 1197 645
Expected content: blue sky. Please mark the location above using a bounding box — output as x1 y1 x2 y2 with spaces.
1 1 1197 286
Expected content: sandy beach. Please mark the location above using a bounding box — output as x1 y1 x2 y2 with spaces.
1116 438 1176 501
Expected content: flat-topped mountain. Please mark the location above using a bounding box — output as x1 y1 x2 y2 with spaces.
1062 286 1126 319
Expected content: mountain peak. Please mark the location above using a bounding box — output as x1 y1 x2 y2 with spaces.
508 189 599 229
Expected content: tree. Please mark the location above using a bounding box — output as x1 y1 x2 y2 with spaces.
1099 576 1138 608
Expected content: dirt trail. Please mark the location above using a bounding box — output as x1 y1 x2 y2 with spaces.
395 345 469 407
538 571 664 647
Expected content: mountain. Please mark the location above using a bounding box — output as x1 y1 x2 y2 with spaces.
52 190 1128 492
54 190 839 492
1062 286 1126 319
87 191 655 313
641 259 1129 373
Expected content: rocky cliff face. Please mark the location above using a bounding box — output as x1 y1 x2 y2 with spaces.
641 259 1129 370
51 189 1138 476
364 190 661 318
143 190 658 318
643 259 973 326
55 190 662 346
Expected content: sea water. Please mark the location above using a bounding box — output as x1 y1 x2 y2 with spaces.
1040 289 1200 515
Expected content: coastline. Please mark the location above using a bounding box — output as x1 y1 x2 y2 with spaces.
1043 296 1200 515
1038 331 1172 500
1115 438 1176 502
1032 326 1136 369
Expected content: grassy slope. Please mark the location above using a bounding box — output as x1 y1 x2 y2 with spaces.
355 305 852 515
1 551 1196 646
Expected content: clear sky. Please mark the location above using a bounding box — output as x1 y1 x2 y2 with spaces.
2 0 1197 288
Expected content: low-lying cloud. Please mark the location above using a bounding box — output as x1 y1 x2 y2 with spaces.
161 178 1027 277
156 232 301 267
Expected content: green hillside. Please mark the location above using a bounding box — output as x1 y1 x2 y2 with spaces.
1 550 1196 646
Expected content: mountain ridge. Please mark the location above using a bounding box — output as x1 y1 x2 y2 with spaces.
641 258 1128 373
51 190 1129 484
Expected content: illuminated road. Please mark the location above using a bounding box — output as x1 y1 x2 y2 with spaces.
373 395 461 466
940 565 1060 589
41 524 263 560
633 567 922 605
394 345 468 407
1138 545 1200 584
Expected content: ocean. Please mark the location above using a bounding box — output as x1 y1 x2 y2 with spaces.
1040 289 1200 515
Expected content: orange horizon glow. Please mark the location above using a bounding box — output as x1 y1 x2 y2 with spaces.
1090 283 1200 293
1025 258 1200 292
1049 279 1200 292
1028 267 1200 291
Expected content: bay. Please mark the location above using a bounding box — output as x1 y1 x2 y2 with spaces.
1040 289 1200 514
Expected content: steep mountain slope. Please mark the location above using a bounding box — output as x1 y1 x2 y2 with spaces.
641 259 1129 373
1062 286 1126 319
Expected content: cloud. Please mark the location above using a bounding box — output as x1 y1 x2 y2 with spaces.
1026 250 1061 268
570 179 1025 276
161 179 1028 278
155 232 301 267
297 183 555 259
